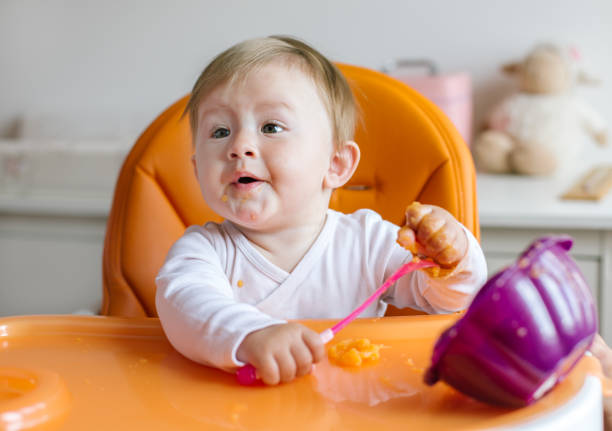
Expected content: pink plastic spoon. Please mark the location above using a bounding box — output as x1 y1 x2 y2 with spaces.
236 258 438 385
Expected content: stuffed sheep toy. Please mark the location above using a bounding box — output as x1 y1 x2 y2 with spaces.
473 44 607 176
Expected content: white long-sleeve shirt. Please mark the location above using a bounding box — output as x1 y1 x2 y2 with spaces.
155 209 487 370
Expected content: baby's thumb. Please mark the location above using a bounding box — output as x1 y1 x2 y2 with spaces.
397 226 417 254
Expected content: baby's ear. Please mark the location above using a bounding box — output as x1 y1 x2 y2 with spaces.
323 141 360 189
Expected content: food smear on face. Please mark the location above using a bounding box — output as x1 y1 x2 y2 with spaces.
239 192 253 202
328 338 382 367
221 194 228 202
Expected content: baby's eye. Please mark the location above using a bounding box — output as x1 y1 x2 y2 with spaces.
211 127 230 139
261 123 284 134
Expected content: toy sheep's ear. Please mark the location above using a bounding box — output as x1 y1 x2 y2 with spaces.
577 70 601 86
501 62 522 75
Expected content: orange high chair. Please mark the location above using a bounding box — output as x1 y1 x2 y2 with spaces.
101 63 479 317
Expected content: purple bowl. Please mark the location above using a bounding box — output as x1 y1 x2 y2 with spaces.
424 235 598 407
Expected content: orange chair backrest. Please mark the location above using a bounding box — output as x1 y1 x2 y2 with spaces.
101 63 479 317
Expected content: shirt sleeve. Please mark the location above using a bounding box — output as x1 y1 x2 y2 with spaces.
155 225 285 371
386 226 488 314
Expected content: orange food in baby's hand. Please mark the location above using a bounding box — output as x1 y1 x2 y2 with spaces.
407 255 439 276
328 338 382 367
425 266 442 277
397 226 417 254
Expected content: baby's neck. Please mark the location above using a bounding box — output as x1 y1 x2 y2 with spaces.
235 214 328 273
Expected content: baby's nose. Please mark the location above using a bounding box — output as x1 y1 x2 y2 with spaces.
229 148 256 159
228 134 258 159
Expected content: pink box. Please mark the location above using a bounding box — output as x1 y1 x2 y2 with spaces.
386 60 473 145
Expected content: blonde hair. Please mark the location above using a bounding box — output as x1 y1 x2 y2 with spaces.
184 36 357 145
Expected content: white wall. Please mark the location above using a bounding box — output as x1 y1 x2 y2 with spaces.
1 0 611 140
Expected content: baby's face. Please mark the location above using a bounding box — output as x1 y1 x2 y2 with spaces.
192 61 336 231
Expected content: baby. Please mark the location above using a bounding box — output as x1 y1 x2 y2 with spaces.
592 335 612 430
155 36 487 385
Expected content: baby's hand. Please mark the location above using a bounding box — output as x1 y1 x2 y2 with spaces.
591 334 612 431
592 334 612 376
397 202 468 268
236 322 325 385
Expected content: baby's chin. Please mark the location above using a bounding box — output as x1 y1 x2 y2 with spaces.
221 202 276 230
231 209 263 227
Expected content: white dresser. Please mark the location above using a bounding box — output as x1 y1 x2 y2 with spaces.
477 150 612 343
0 194 109 316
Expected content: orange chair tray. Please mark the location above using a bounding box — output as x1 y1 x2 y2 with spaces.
0 314 601 430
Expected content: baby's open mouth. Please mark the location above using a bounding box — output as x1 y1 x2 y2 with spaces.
238 177 259 184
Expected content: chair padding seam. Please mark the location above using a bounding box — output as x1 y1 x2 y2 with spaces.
134 164 189 230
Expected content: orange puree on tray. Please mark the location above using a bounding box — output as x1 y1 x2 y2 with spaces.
328 338 382 367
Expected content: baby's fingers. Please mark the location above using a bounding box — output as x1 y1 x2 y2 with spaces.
429 229 467 267
415 215 447 247
591 334 612 378
257 356 281 385
291 343 314 378
404 202 432 231
275 351 297 383
302 329 325 363
435 242 465 267
397 226 417 254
